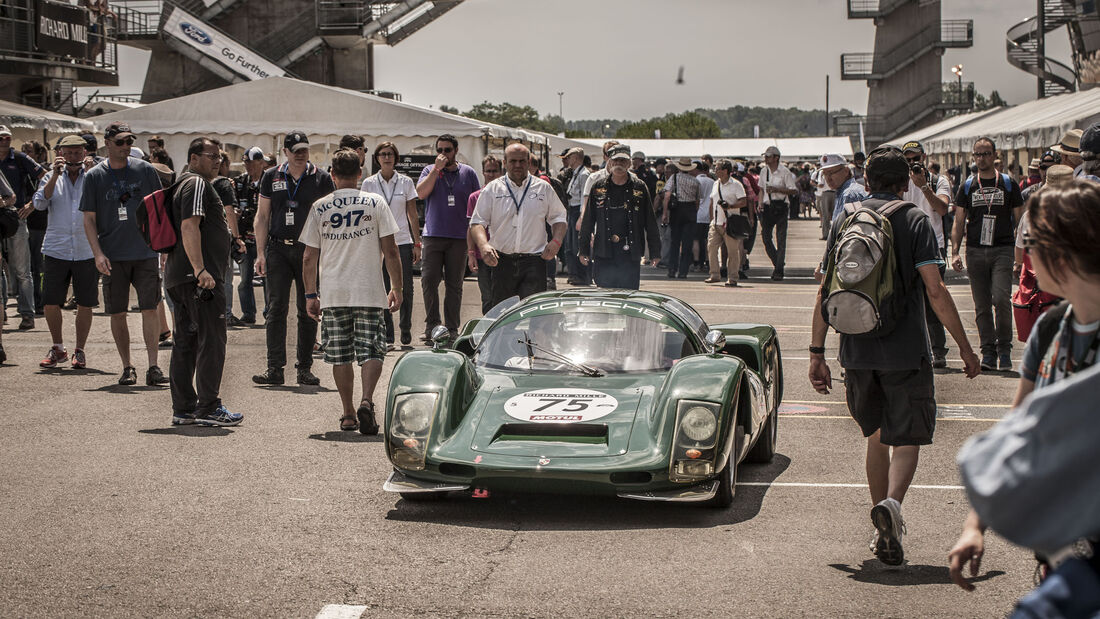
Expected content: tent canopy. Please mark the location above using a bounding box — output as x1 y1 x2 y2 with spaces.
575 137 852 160
923 88 1100 155
0 99 94 134
890 108 1000 149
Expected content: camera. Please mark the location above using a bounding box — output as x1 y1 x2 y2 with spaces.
194 285 214 302
909 162 926 176
718 199 729 208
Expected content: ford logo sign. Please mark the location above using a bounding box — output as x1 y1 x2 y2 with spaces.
180 22 213 45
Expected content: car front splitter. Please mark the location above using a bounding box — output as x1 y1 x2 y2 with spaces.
383 470 470 494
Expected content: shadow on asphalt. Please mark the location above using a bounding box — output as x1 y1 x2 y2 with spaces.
37 367 113 376
138 426 234 437
85 384 168 393
383 454 791 530
253 385 337 393
307 431 381 443
828 561 1006 586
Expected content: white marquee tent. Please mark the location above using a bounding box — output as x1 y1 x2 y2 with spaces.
0 99 95 146
91 77 549 179
575 137 852 161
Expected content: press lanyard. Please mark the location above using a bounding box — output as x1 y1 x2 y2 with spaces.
376 173 397 205
440 168 457 193
282 163 305 204
974 175 1000 212
505 175 532 214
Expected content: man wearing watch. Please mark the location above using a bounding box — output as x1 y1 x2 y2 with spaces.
164 137 243 427
301 149 403 435
808 145 980 567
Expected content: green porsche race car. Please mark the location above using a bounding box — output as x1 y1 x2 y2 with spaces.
383 289 782 507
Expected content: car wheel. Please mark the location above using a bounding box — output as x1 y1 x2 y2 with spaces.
745 408 778 463
705 451 737 508
399 491 448 502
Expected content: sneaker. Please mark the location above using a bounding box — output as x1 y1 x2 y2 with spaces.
118 366 138 385
252 367 284 385
980 355 997 371
400 330 412 346
40 346 68 368
703 277 721 283
869 530 880 554
357 402 379 436
241 315 256 325
932 355 947 369
998 354 1013 372
226 315 245 327
172 410 196 425
146 365 169 386
194 405 243 427
71 348 86 369
870 498 906 566
0 345 6 364
770 270 784 281
296 369 320 386
158 337 174 349
18 315 34 330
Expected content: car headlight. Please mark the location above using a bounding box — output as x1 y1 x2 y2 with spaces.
388 393 438 470
680 406 717 442
669 400 722 483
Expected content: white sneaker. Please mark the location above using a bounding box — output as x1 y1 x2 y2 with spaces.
870 498 906 566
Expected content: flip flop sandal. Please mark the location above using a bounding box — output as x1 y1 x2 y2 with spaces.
340 416 359 432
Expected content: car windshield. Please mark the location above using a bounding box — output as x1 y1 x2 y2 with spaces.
475 306 695 373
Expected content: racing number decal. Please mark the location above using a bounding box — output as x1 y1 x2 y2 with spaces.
329 210 365 229
504 389 619 423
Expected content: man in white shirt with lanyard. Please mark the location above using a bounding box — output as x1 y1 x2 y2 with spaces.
361 141 421 347
470 143 567 308
758 146 799 280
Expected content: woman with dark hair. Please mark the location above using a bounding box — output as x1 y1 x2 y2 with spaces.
949 179 1100 592
361 141 420 347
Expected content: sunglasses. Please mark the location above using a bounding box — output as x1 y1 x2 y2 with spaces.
972 151 994 158
436 147 454 154
113 138 134 147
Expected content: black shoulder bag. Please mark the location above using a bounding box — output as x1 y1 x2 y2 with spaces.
721 183 751 238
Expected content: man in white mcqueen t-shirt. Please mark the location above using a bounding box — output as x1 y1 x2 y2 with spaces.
301 149 403 436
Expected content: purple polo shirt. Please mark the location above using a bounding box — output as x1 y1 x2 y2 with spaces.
418 163 480 239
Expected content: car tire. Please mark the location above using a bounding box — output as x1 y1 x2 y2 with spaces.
399 491 448 502
745 408 777 464
706 451 737 508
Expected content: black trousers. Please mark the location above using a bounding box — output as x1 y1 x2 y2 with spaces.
760 201 789 272
667 206 696 277
382 243 415 342
420 236 466 333
264 241 317 370
168 281 227 415
594 253 641 289
476 259 493 315
490 254 546 308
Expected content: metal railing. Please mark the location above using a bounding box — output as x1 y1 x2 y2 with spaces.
941 19 974 46
1006 12 1078 93
0 0 118 76
111 1 161 38
252 4 319 63
847 0 910 19
834 82 974 140
317 0 370 33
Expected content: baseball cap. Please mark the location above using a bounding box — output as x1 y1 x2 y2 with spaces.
81 133 98 151
901 140 924 154
57 135 86 148
853 151 866 163
103 122 134 140
283 131 309 152
865 145 908 180
632 151 646 160
243 146 266 161
558 146 583 159
763 146 781 157
130 146 145 159
0 125 11 137
818 153 846 169
607 144 631 160
1080 122 1100 161
654 157 667 166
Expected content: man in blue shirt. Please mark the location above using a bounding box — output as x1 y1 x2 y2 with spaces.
0 125 46 330
33 135 97 370
80 122 167 387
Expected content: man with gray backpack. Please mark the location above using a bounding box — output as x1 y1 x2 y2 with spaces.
808 145 981 566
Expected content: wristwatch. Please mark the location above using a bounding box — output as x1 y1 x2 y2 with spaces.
305 293 319 300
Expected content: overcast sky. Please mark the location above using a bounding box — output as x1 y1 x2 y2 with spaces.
100 0 1072 122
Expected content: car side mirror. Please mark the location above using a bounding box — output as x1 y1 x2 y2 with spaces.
431 325 452 350
704 330 726 354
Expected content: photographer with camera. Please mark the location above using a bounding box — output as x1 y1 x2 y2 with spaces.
233 147 266 324
704 160 749 287
163 137 243 427
902 141 953 368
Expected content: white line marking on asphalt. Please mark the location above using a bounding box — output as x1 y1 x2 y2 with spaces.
783 399 1009 409
289 497 310 501
316 604 367 619
780 414 1004 421
737 482 965 490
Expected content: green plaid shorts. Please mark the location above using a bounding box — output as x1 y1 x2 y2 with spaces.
321 307 387 365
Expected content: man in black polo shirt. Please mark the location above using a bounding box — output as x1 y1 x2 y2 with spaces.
252 131 335 386
950 137 1024 372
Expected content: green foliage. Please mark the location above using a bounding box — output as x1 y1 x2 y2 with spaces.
694 106 853 138
615 112 721 139
439 104 459 114
460 101 562 133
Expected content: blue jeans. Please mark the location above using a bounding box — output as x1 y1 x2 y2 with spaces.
3 220 34 317
236 242 257 320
